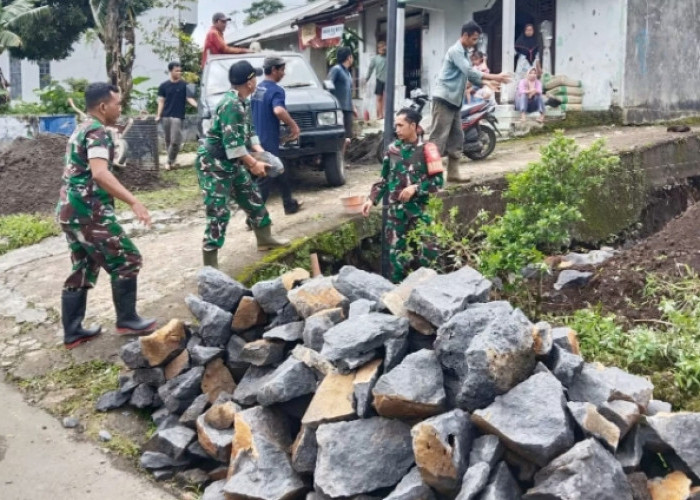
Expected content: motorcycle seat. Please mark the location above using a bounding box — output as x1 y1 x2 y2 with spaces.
460 101 488 119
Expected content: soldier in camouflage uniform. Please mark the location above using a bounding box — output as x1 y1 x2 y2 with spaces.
57 82 156 349
196 60 288 268
362 109 444 283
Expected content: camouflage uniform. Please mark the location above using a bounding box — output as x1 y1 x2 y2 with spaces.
369 140 444 283
196 89 271 250
56 118 142 290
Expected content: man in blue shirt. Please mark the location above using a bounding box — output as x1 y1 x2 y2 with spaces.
430 21 510 182
251 56 303 214
327 46 354 158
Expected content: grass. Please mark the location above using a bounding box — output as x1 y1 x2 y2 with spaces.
116 167 201 212
557 270 700 412
0 213 60 256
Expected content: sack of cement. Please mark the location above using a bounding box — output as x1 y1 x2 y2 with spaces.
252 151 285 177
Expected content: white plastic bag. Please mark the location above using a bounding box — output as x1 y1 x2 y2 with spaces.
251 151 285 178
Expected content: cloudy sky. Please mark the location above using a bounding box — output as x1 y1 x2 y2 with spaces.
192 0 309 45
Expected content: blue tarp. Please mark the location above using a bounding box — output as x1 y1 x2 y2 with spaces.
38 114 76 136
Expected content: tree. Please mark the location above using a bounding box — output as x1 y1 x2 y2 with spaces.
243 0 284 25
0 0 48 55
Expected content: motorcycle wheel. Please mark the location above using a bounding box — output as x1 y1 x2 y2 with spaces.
464 124 496 160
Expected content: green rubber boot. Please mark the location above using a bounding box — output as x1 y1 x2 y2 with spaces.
203 248 219 268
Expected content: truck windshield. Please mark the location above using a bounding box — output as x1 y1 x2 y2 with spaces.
205 56 319 96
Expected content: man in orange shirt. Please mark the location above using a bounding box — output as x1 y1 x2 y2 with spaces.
202 12 251 68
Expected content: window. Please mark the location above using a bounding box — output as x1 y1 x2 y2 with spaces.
9 56 21 100
39 60 51 89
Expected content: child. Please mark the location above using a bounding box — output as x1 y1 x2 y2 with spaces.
361 108 444 282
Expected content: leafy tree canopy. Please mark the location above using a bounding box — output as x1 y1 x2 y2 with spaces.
243 0 284 25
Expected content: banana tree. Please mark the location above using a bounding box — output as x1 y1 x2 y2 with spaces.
0 0 49 54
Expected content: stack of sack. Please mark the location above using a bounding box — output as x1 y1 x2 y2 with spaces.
543 74 584 111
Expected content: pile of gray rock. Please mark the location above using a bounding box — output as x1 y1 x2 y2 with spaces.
97 264 700 500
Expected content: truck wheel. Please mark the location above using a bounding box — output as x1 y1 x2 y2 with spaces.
323 151 346 186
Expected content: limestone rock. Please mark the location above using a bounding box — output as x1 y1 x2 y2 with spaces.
321 313 408 365
179 394 210 428
551 326 581 355
231 296 267 332
291 425 318 474
405 266 491 328
290 344 336 377
120 339 150 369
139 450 189 471
197 267 249 312
185 295 233 347
267 302 302 330
617 426 645 472
646 412 700 478
158 366 205 414
646 400 673 416
280 267 310 291
224 334 248 377
435 301 536 411
288 276 348 319
411 409 473 495
647 471 692 500
348 299 377 318
189 345 223 366
567 401 621 451
133 367 166 387
523 439 633 500
353 359 382 418
232 365 274 406
202 480 227 500
472 371 574 467
302 307 345 351
382 268 438 319
315 417 414 497
130 383 156 408
549 344 584 387
251 277 289 314
469 434 504 469
201 358 236 403
239 339 285 366
479 462 521 500
626 472 652 500
225 406 304 500
302 371 356 427
204 401 239 430
384 330 410 373
145 425 196 460
554 270 592 290
504 450 538 483
118 371 138 395
95 390 130 412
196 414 233 463
257 357 317 406
336 350 379 374
455 462 490 500
599 400 641 439
164 349 190 380
385 467 436 500
334 265 395 303
140 319 187 367
262 321 304 342
568 363 654 411
532 321 553 357
373 350 446 419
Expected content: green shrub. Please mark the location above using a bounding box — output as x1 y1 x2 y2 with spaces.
0 214 60 256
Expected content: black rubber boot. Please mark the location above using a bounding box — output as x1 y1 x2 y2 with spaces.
203 248 218 268
62 289 102 349
111 278 157 335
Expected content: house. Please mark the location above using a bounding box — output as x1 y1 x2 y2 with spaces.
235 0 700 124
0 1 197 105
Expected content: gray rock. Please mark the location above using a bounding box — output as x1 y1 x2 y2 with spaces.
185 295 233 347
257 357 318 406
616 426 645 472
224 334 249 376
145 424 196 460
348 299 377 318
567 401 620 451
334 265 396 303
268 302 302 329
382 267 438 319
130 383 156 409
302 307 345 351
551 326 581 354
187 441 212 461
251 277 289 314
156 414 181 432
157 366 204 414
405 266 492 327
315 417 414 497
290 344 336 377
202 480 227 500
336 350 380 374
224 406 304 500
288 276 349 319
195 414 233 463
291 425 318 474
549 345 584 387
562 249 615 267
232 365 275 406
120 339 149 369
385 467 436 500
599 400 641 439
98 430 112 442
384 330 410 373
239 339 286 366
524 439 634 500
321 312 408 364
179 394 210 428
532 321 553 357
504 450 538 483
455 462 490 500
354 359 382 418
189 344 223 366
411 409 473 495
645 399 672 416
197 267 249 311
118 372 139 395
133 367 165 387
139 451 189 471
152 469 175 481
480 462 521 500
554 270 593 290
469 435 504 469
435 301 536 411
373 349 446 419
472 371 574 467
646 412 700 478
568 363 654 411
262 321 305 342
62 416 80 429
175 469 209 488
151 407 171 426
95 390 130 412
626 472 652 500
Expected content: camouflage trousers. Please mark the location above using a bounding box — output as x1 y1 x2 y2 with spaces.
195 152 271 250
386 203 438 283
61 216 142 290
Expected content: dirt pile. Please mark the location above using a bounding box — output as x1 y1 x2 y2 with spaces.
346 132 383 164
0 134 170 216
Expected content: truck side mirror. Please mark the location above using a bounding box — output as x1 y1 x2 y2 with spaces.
323 80 335 91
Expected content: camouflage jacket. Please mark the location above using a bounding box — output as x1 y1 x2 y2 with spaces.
56 117 115 223
369 139 444 208
200 89 260 172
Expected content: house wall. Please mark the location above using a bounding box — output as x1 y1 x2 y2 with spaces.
554 0 627 111
623 0 700 123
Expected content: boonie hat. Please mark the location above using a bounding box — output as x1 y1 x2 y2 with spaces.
212 12 231 23
229 60 263 86
263 56 286 69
